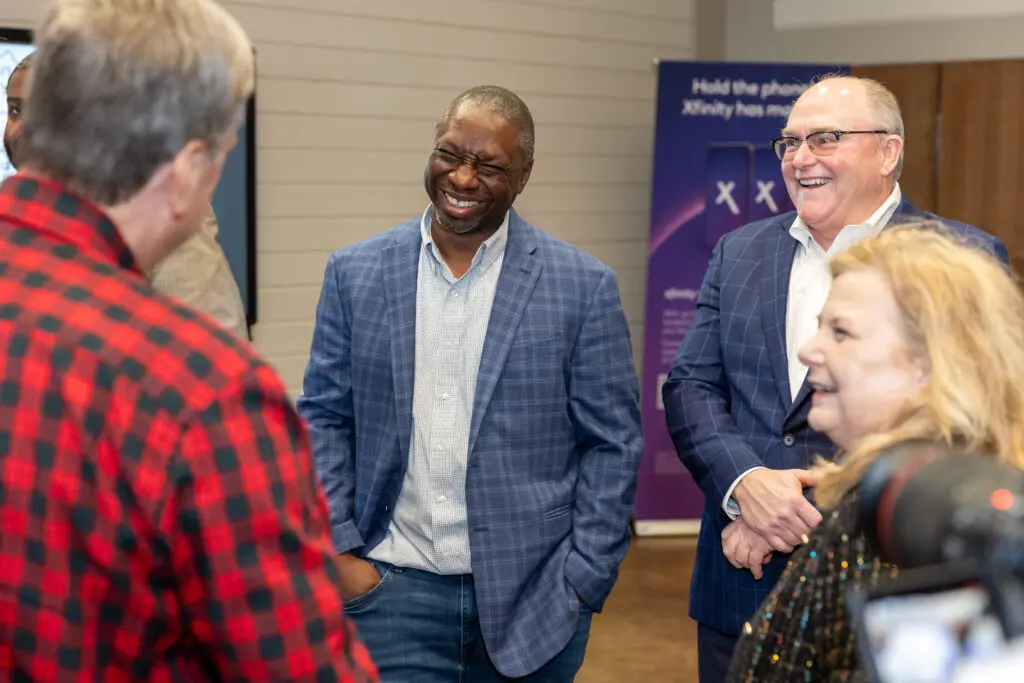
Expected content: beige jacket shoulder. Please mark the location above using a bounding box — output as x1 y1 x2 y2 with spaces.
150 209 249 340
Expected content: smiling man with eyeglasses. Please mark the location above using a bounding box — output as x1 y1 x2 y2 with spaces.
662 74 1008 683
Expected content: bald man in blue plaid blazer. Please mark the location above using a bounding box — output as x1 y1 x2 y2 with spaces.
299 205 643 681
300 87 643 681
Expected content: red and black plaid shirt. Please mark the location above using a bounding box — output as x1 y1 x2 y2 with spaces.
0 175 378 682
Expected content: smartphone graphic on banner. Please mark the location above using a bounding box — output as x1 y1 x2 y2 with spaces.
748 146 794 222
704 142 754 249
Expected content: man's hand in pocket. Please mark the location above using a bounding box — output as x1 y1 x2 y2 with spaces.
337 553 382 601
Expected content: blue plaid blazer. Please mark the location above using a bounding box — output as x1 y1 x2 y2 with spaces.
662 197 1008 635
297 208 643 677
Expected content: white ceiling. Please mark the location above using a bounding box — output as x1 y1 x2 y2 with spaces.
774 0 1024 30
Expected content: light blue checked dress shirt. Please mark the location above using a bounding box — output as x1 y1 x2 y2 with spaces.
366 206 508 574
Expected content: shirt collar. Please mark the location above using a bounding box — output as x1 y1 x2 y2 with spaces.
789 183 902 254
0 174 142 274
419 204 509 277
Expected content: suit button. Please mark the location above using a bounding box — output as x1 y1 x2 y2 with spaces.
783 434 795 447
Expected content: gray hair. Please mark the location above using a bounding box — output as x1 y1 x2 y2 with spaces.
807 73 906 181
20 0 255 205
437 85 535 165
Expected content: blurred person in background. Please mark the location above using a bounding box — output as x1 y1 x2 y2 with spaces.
149 207 249 340
3 52 29 168
5 52 249 341
299 85 643 682
725 225 1024 682
661 74 1007 683
0 0 375 680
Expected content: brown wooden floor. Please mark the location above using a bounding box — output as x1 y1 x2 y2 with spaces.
577 536 698 682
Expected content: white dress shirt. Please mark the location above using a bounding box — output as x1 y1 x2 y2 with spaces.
366 207 508 574
722 184 902 518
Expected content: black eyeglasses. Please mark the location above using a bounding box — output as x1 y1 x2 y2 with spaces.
770 130 890 161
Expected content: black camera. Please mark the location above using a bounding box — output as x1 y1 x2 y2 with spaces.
847 442 1024 682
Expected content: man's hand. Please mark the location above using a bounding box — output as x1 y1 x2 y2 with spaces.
733 468 822 553
722 517 775 579
336 553 382 602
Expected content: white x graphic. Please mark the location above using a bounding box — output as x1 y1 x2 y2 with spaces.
715 181 740 216
754 180 779 214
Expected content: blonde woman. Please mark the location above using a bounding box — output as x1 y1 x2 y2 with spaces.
725 224 1024 682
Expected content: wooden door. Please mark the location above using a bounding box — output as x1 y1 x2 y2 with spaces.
937 60 1024 271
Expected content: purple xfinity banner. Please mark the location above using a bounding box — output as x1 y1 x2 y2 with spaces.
635 60 848 536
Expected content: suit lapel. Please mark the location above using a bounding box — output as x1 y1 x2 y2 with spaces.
468 211 540 455
383 223 421 458
761 217 798 410
787 381 813 424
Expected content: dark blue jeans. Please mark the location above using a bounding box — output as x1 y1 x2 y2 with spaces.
345 560 592 682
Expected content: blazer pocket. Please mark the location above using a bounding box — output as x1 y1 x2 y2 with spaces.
507 334 565 367
510 332 562 348
543 502 574 520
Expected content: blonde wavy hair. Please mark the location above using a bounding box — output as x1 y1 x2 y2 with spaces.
813 222 1024 509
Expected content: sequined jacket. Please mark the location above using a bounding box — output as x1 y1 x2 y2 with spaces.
725 491 898 683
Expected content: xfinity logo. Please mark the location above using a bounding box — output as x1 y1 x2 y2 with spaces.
664 288 698 302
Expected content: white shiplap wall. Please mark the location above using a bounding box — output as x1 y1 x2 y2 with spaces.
0 1 696 395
